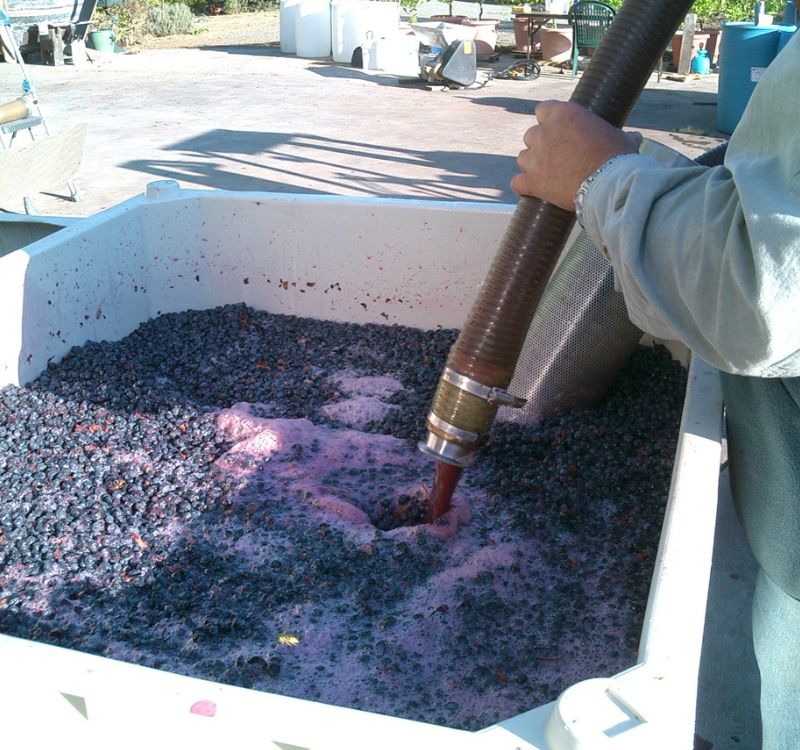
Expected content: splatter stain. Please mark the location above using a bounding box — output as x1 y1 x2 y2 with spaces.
190 700 217 717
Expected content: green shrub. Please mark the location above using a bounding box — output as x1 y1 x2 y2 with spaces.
146 2 194 35
95 0 152 45
690 0 781 24
602 0 781 24
215 0 277 11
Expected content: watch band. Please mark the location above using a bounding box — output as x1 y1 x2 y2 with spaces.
574 153 639 228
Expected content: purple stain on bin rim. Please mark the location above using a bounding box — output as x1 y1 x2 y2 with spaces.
190 700 217 717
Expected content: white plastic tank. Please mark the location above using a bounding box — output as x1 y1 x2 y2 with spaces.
332 0 401 64
331 0 366 63
295 0 333 59
280 0 302 54
366 1 400 40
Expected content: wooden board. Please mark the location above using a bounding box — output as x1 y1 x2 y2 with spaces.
0 123 86 209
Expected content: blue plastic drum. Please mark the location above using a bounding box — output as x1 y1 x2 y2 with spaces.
777 24 798 54
717 22 781 134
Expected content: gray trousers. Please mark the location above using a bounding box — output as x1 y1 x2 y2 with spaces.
722 373 800 750
753 569 800 750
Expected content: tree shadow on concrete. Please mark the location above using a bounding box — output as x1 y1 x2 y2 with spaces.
472 89 727 143
198 42 285 57
627 87 721 134
196 44 410 88
305 60 419 87
121 129 518 202
468 96 536 116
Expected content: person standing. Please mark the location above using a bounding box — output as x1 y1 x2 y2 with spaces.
512 34 800 750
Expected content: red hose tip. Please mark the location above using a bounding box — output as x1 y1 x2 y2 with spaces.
426 461 463 523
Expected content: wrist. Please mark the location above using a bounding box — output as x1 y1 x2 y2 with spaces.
574 153 639 227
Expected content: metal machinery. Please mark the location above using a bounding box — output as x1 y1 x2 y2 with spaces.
410 23 478 88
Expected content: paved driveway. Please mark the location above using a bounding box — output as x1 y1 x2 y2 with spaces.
0 19 723 216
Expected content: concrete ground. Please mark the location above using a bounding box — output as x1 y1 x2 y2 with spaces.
696 470 761 749
1 15 760 748
0 20 724 216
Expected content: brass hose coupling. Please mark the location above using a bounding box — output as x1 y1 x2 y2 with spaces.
418 367 526 468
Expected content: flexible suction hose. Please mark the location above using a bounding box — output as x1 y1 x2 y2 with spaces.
421 0 697 469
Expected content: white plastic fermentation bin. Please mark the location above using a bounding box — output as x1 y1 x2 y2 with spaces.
0 183 723 750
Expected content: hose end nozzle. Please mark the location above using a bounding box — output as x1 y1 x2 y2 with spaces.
418 431 476 469
419 368 528 468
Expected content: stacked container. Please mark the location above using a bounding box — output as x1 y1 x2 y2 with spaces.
282 0 401 63
295 0 333 58
331 0 368 62
279 0 302 53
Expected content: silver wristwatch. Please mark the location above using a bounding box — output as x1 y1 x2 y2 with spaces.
574 153 639 228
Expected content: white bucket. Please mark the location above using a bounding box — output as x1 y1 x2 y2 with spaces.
295 0 332 59
331 0 368 64
545 0 570 15
365 32 419 75
280 0 302 53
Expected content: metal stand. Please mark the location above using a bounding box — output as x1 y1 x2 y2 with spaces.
0 8 81 213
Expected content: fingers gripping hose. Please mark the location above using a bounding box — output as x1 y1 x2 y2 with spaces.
421 0 697 469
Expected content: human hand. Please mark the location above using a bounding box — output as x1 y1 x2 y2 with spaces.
511 101 642 211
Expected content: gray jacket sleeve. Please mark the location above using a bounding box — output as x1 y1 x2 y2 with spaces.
580 34 800 378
